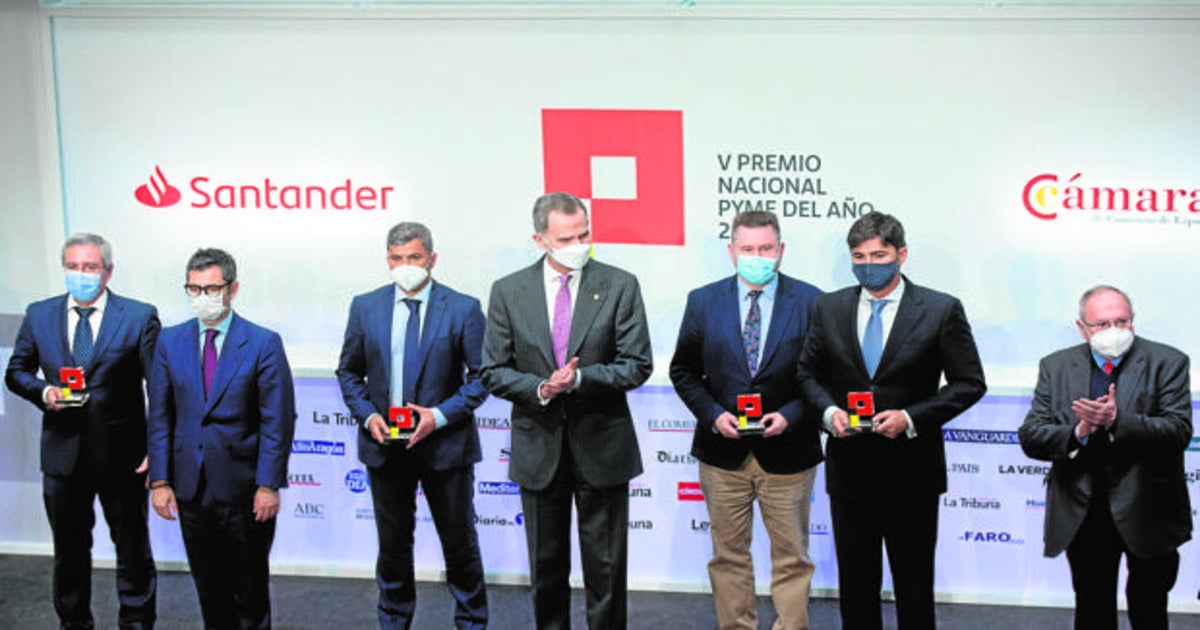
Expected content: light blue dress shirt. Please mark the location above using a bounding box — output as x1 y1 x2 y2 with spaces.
390 281 447 429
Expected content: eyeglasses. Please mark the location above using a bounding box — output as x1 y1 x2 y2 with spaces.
184 283 229 297
1082 317 1132 331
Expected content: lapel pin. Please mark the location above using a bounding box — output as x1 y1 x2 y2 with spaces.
593 294 600 300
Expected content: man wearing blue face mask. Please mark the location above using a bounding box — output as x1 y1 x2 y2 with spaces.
670 210 823 630
5 233 160 629
1020 286 1191 630
796 212 986 630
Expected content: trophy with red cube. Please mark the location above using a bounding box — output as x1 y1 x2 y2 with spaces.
388 406 415 441
736 393 765 436
846 391 875 433
58 366 90 407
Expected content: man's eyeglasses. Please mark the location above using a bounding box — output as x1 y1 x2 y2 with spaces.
1082 317 1132 331
184 283 229 297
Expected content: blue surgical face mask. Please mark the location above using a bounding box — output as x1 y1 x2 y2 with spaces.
852 261 898 292
65 271 102 303
737 255 777 286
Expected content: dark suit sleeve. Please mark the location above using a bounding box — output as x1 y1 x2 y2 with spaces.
1018 356 1077 462
5 310 51 410
906 298 987 433
335 296 379 424
795 300 838 415
146 336 175 484
1112 352 1192 453
669 291 725 431
575 275 653 396
255 332 295 490
435 298 489 425
480 282 547 408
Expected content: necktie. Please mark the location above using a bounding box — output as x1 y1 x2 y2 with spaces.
552 274 572 368
202 329 219 396
73 307 95 367
402 298 421 404
1103 360 1113 375
862 299 888 377
743 290 763 376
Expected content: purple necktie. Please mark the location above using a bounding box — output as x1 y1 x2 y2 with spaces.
552 274 572 368
203 329 219 396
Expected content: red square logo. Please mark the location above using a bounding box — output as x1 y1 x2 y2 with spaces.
677 481 704 501
542 109 684 245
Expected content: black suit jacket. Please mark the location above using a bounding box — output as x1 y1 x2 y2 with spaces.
796 277 986 503
480 259 652 490
5 290 160 477
670 274 824 473
1018 338 1193 559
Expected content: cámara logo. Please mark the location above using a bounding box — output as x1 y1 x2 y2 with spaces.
1023 172 1200 220
134 166 182 208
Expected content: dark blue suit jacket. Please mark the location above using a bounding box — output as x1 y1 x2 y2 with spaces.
5 290 160 477
336 282 487 470
146 313 296 504
670 274 824 474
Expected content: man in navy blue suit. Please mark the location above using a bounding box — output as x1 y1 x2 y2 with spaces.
670 211 823 630
146 248 295 630
6 233 159 629
336 222 488 629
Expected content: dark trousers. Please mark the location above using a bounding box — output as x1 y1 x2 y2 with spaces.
367 454 488 630
520 446 629 630
42 469 157 630
177 472 275 630
830 495 939 630
1066 499 1179 630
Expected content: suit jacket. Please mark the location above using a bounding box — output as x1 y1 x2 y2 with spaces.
480 258 652 490
5 290 160 477
1018 337 1193 559
669 274 824 474
335 281 487 470
146 313 296 505
795 277 986 503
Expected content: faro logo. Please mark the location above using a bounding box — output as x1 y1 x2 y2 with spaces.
1022 172 1199 220
960 530 1023 545
344 469 369 494
133 166 394 211
542 109 684 245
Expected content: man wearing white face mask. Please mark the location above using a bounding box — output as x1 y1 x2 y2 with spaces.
336 222 489 629
1020 286 1192 630
481 192 652 629
146 247 296 629
6 233 160 629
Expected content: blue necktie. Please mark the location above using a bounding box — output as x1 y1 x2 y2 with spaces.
862 299 888 377
743 290 762 376
73 307 95 367
402 298 421 404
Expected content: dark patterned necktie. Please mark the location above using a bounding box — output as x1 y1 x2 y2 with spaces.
743 291 762 376
73 307 95 366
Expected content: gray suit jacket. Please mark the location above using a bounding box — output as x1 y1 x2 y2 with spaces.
481 258 652 490
1018 337 1193 559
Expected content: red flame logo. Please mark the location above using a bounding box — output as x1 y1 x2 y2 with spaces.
134 166 182 207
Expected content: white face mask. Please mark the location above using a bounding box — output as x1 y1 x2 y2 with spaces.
190 292 230 324
547 242 591 271
1089 326 1134 359
391 264 430 293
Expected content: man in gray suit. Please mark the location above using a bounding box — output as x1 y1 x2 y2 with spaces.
481 192 652 630
1019 285 1192 630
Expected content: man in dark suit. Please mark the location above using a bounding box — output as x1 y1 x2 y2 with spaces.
795 212 985 630
670 210 823 630
1019 285 1192 630
146 248 296 630
5 233 159 629
480 192 652 629
336 222 489 629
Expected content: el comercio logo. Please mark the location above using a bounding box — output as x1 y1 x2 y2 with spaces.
1023 172 1200 220
542 109 684 245
133 165 394 211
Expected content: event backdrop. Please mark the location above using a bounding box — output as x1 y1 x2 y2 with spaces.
0 7 1197 610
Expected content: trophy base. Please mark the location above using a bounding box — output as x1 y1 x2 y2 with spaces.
387 428 414 441
58 392 90 407
736 425 765 436
845 423 875 434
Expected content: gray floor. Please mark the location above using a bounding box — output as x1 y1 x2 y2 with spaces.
1 554 1197 629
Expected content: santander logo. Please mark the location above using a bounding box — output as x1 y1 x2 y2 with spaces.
133 165 393 211
134 166 182 208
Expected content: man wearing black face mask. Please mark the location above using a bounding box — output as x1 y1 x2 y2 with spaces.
795 212 986 630
1020 286 1191 630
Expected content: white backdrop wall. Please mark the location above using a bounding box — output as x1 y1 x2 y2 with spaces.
1 4 1198 611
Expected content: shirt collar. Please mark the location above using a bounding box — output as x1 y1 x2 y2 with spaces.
1090 348 1124 371
859 275 906 306
394 278 433 304
543 257 578 287
737 273 779 302
199 309 234 338
68 287 108 314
